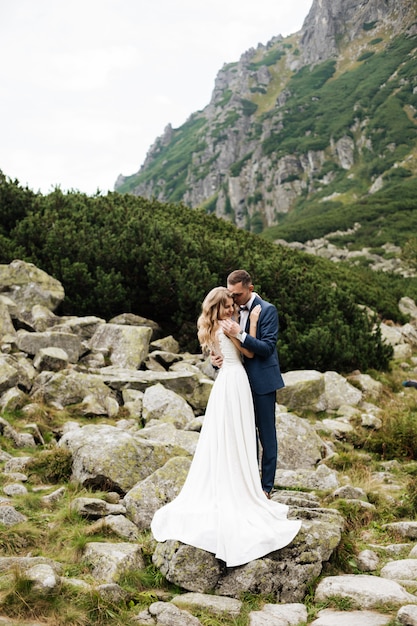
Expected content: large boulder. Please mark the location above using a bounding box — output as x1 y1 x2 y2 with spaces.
96 367 211 411
29 369 116 412
142 383 196 428
152 501 344 601
276 408 325 469
280 370 362 412
124 456 192 531
315 574 417 608
0 259 65 312
59 423 195 494
89 323 152 369
83 542 145 583
16 329 83 363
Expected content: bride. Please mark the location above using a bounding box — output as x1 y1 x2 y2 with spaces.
151 286 301 567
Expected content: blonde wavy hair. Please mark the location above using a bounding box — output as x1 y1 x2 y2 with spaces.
197 286 235 352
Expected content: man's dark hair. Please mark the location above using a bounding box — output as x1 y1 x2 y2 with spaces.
227 269 252 287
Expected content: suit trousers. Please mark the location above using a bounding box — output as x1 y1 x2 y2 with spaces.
252 390 277 493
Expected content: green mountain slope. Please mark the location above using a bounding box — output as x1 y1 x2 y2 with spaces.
115 1 417 252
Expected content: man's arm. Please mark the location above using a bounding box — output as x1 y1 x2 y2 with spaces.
242 304 278 358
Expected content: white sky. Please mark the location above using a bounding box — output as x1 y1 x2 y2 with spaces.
0 0 313 195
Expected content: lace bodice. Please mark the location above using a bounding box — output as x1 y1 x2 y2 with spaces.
215 329 243 367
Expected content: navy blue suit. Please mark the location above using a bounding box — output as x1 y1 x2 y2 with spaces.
241 295 284 492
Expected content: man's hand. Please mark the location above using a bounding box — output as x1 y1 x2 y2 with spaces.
219 319 241 337
210 351 223 368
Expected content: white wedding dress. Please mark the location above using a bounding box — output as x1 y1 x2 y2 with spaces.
151 329 301 567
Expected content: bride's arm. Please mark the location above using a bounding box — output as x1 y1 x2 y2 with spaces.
228 305 261 358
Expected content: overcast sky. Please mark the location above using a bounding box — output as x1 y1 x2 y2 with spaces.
1 0 313 195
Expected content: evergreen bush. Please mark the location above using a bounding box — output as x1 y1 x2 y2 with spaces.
0 174 395 372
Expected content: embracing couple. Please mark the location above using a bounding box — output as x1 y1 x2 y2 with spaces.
212 269 283 499
151 269 300 568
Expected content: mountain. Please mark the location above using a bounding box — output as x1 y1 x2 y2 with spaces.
114 0 417 244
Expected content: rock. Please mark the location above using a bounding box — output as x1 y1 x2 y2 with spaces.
315 574 417 608
279 370 325 412
398 604 417 626
59 423 191 494
52 315 106 339
96 583 129 603
30 369 116 410
16 329 82 363
152 541 223 593
323 371 363 409
0 418 36 448
70 496 126 519
399 297 417 320
40 486 66 507
0 259 65 312
122 388 144 418
25 563 59 594
88 515 139 541
80 393 119 418
332 485 368 501
171 592 241 616
310 608 391 625
150 335 180 353
0 386 28 412
347 372 384 401
280 370 362 412
96 367 208 411
89 323 152 369
33 346 69 371
83 542 145 583
318 417 355 438
0 556 63 575
59 424 146 493
134 601 202 625
275 464 340 491
136 422 198 456
248 602 308 626
0 300 16 339
152 505 343 601
380 323 405 347
276 408 325 469
124 456 192 531
380 559 417 583
109 312 162 340
142 383 195 428
23 303 60 331
145 350 183 371
384 522 417 539
0 505 27 526
0 357 19 394
356 550 380 572
3 483 28 496
394 343 413 360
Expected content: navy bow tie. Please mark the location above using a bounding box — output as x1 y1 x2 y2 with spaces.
240 305 249 311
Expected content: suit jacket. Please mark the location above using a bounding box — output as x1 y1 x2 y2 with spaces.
241 295 284 395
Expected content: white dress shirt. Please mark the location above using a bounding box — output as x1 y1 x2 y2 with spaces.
239 293 257 341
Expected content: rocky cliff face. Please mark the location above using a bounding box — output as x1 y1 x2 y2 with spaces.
300 0 416 63
115 0 417 233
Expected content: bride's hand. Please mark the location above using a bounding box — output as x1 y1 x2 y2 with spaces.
250 304 261 322
219 318 240 337
218 320 229 336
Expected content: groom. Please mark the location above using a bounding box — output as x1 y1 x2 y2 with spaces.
217 269 284 498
